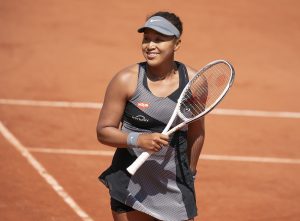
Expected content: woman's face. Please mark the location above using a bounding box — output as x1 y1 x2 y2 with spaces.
141 29 180 67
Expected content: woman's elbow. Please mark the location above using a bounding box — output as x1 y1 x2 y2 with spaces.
96 125 105 144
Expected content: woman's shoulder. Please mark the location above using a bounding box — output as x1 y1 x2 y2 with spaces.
108 63 140 98
108 64 140 88
113 63 139 81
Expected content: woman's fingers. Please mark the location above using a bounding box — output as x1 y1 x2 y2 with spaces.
138 133 169 152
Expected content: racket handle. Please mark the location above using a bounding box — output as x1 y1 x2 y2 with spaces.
127 122 186 175
127 151 151 175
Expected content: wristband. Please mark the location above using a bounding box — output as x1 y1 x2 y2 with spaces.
127 132 140 148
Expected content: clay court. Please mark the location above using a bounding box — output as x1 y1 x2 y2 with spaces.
1 0 300 220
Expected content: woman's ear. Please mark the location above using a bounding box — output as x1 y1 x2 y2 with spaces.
174 39 181 51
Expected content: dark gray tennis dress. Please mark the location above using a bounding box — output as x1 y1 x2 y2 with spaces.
99 61 197 221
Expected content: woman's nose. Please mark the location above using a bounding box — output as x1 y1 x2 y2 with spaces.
147 41 156 49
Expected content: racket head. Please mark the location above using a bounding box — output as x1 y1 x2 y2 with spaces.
177 60 235 122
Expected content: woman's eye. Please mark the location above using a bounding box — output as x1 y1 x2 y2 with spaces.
143 37 150 43
143 38 163 43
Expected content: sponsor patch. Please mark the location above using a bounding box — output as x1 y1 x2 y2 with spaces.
137 102 149 108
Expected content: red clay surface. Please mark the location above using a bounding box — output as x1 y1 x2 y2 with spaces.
1 0 300 220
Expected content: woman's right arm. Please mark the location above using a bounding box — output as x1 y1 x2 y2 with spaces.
96 65 169 151
96 66 136 148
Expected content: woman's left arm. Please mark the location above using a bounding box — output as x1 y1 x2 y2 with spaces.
185 65 206 177
187 112 205 177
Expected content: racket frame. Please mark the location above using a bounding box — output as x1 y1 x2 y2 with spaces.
126 59 235 175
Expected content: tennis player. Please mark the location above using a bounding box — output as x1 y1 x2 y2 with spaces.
97 11 205 221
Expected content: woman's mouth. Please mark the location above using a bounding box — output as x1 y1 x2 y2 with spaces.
146 52 159 59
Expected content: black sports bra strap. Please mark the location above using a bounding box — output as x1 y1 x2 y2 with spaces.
176 61 189 91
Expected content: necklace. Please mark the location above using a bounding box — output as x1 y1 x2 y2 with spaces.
146 63 177 81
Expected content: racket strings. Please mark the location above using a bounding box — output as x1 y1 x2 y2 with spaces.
179 63 232 119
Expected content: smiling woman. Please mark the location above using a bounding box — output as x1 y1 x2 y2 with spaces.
96 11 205 221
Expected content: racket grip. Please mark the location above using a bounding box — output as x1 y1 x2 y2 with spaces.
127 151 151 175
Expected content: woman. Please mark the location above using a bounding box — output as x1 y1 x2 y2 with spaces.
97 11 205 221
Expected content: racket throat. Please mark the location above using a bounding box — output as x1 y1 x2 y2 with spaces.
165 122 186 135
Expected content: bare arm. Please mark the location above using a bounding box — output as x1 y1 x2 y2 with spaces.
96 65 169 151
187 118 205 175
96 67 134 148
185 65 206 175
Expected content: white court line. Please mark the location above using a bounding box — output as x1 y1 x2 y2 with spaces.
1 98 300 119
28 147 115 156
0 98 102 109
0 122 94 221
212 108 300 119
27 147 300 165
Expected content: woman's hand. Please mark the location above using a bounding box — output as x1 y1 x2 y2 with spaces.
137 133 169 152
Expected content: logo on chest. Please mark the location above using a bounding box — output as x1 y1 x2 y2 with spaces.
137 102 149 109
132 115 149 122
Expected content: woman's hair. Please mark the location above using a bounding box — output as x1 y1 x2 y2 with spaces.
147 11 183 36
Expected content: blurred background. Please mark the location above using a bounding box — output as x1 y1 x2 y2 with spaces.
1 0 299 220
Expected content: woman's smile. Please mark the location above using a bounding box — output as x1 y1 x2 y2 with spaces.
146 51 159 59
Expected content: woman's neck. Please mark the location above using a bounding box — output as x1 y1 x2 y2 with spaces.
146 62 177 81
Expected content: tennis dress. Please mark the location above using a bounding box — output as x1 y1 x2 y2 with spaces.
99 62 197 221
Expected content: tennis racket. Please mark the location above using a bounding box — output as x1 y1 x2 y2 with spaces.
127 59 235 175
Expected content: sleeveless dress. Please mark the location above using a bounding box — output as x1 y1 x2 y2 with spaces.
99 61 197 221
